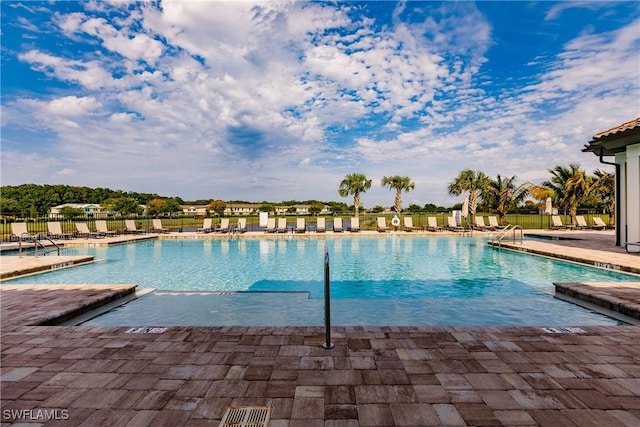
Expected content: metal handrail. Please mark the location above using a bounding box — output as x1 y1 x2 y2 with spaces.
35 232 61 256
491 225 523 246
18 232 60 257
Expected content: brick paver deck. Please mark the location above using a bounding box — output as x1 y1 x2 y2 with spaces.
1 231 639 426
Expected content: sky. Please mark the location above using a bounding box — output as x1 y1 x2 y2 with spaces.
1 1 639 207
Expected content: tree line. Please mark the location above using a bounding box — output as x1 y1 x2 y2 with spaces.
338 163 614 226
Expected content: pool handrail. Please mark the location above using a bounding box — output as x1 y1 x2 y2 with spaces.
492 224 523 246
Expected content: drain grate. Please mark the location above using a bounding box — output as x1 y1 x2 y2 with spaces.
541 327 586 334
219 406 271 427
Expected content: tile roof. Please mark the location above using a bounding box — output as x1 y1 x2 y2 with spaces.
593 116 640 139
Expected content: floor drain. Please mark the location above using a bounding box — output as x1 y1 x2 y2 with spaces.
219 406 271 427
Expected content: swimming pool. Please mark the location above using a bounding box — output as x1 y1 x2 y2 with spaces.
4 236 638 326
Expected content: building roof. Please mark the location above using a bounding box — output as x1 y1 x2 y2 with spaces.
583 117 640 156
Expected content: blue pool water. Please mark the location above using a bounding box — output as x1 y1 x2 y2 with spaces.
3 236 638 326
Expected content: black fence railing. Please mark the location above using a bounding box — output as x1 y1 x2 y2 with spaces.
1 211 613 242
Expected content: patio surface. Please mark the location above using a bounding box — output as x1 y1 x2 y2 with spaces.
1 230 640 426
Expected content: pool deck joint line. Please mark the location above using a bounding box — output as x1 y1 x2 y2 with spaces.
1 230 640 425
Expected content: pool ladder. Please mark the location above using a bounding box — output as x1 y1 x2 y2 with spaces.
18 232 61 257
491 225 523 247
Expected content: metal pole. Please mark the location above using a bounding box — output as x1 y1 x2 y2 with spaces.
323 246 334 349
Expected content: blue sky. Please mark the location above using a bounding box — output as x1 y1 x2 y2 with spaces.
2 1 639 206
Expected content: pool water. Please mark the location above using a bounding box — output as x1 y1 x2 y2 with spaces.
3 237 638 326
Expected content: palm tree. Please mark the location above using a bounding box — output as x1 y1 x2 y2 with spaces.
483 175 528 224
338 173 372 218
542 163 591 226
381 175 415 214
447 169 489 222
592 169 615 226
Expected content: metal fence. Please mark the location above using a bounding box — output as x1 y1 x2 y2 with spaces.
1 212 612 241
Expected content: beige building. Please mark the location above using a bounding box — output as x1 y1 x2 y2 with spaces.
583 117 640 251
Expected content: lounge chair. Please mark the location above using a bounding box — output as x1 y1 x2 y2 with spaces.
235 218 247 233
426 217 443 232
276 218 288 233
75 222 105 238
447 216 463 232
333 217 343 233
350 217 360 232
296 218 306 233
316 217 326 233
96 220 118 236
196 218 213 233
10 222 34 241
377 217 388 232
125 219 146 234
264 217 277 233
215 218 230 233
575 215 590 230
151 219 170 233
403 217 415 232
592 217 607 230
551 215 574 230
488 216 507 231
473 216 490 231
47 221 73 239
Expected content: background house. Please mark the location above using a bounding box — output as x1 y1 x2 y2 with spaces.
583 117 640 250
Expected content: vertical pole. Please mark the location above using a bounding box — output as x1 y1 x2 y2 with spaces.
323 246 334 349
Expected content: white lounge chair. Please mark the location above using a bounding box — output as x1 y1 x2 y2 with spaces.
592 217 607 230
215 218 230 233
96 220 118 236
487 216 507 230
197 218 213 233
264 217 277 233
235 218 247 233
551 215 574 230
10 222 34 241
125 219 146 234
447 216 463 232
296 218 306 233
377 217 387 232
47 221 73 239
403 217 415 232
75 222 105 238
276 218 288 233
316 217 326 233
350 217 360 232
151 218 170 233
333 217 343 232
575 215 590 230
427 217 442 232
473 216 489 231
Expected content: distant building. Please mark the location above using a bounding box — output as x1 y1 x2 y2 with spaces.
583 117 640 250
49 203 103 218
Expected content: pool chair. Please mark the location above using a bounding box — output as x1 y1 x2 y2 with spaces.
447 216 463 232
264 218 277 233
575 215 591 230
488 216 507 231
296 218 306 233
350 217 360 232
10 222 35 242
215 218 230 233
75 222 105 238
592 217 607 230
276 218 288 233
426 217 443 232
376 217 388 233
151 219 170 233
551 215 574 230
403 216 415 232
333 217 343 232
95 220 118 236
125 219 146 234
235 218 247 233
47 222 73 239
473 216 489 231
316 217 326 233
196 218 213 233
